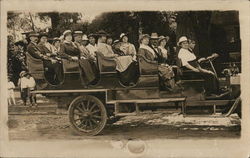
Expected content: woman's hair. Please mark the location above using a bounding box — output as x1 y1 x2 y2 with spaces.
159 39 167 46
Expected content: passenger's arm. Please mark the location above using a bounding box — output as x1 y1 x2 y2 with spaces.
198 66 215 75
184 63 200 73
137 49 157 64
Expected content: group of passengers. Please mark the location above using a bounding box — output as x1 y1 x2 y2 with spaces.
22 29 224 97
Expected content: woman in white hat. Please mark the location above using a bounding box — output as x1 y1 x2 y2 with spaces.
119 33 136 60
59 30 80 61
177 36 220 97
157 36 170 64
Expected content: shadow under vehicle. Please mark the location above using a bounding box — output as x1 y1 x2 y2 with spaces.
26 51 241 136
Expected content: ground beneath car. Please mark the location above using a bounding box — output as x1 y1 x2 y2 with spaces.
8 112 240 140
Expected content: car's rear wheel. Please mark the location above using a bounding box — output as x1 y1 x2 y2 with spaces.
68 95 107 136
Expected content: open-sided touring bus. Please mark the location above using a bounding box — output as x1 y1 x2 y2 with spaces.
27 49 241 136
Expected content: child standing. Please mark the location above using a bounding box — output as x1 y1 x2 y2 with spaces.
18 71 28 106
26 73 37 107
8 77 16 105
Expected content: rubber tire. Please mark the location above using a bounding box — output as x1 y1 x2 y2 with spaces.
68 95 107 136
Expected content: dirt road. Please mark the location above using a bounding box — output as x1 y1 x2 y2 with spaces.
8 112 240 140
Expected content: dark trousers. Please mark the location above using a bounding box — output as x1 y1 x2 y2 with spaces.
119 61 139 85
44 60 63 83
196 72 219 95
28 89 37 104
21 88 28 105
79 59 96 85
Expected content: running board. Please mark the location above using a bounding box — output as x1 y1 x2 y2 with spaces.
107 97 186 104
107 97 186 116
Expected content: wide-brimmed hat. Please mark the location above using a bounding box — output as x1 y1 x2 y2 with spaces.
96 30 108 37
28 31 39 38
158 36 170 44
19 71 27 77
177 36 188 46
82 34 88 41
138 34 150 43
150 32 159 39
120 33 128 40
63 30 72 37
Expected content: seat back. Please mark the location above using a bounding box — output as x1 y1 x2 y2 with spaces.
96 51 117 74
26 52 44 73
137 54 158 75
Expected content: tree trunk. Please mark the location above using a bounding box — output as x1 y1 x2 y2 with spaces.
176 11 212 57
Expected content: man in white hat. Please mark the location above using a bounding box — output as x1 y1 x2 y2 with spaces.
177 36 225 98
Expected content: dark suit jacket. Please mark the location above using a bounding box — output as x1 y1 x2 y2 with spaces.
59 42 80 60
37 42 53 55
27 42 45 59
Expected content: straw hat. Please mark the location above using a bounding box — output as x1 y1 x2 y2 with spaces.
73 31 83 36
150 32 159 39
177 36 188 46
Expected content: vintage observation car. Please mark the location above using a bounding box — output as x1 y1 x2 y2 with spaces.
27 51 241 136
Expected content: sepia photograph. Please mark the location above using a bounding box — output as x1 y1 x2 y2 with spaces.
1 0 249 157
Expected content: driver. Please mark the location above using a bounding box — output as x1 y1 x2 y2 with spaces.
177 36 222 97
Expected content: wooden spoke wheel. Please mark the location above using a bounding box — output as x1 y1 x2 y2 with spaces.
68 95 107 136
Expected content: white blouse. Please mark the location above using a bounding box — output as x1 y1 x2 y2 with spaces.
86 43 97 57
178 48 197 66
